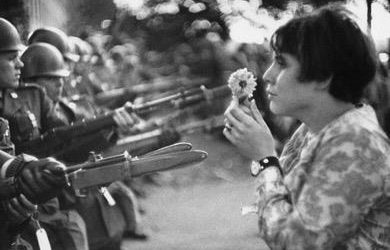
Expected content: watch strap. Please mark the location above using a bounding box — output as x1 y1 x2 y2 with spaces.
252 156 283 177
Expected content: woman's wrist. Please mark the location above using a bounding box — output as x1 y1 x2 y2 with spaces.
260 166 282 182
251 156 283 178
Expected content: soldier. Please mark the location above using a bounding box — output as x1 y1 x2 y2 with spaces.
20 42 142 159
28 27 86 99
0 17 91 250
21 42 147 249
0 117 67 249
0 146 68 249
68 35 105 98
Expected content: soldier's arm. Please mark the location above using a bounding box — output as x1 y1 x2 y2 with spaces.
39 87 70 130
0 151 68 203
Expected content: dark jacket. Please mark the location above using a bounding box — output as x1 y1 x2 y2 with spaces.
53 97 117 164
0 84 83 250
0 84 68 154
55 97 127 250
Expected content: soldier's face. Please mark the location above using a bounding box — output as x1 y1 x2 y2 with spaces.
36 77 64 102
0 51 23 89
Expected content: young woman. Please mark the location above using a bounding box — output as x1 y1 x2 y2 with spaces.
224 4 390 250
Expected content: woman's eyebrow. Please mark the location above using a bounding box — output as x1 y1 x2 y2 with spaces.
274 53 285 61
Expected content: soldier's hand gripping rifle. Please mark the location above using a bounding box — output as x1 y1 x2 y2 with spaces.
0 142 205 201
66 142 207 189
16 85 230 157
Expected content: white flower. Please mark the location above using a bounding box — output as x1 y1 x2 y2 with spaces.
227 68 257 99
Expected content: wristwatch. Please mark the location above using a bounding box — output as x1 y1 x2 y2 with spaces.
251 156 283 177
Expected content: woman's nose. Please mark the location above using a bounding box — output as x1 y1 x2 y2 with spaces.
262 65 274 86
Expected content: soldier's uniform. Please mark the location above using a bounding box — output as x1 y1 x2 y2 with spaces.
20 40 146 250
52 97 117 163
0 117 15 155
0 17 80 250
0 84 69 153
54 97 144 250
0 85 89 250
0 117 16 248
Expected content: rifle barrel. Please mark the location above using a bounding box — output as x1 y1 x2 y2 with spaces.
17 84 230 157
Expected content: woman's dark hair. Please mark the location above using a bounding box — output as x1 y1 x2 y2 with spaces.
270 4 377 104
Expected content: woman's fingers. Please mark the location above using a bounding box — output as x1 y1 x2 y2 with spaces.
249 100 267 126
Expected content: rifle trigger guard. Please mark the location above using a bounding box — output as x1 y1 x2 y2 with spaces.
75 189 87 198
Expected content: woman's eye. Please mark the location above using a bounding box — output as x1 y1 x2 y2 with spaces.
276 58 286 67
274 55 286 67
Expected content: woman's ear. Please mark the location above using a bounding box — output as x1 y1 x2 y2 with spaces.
314 76 332 91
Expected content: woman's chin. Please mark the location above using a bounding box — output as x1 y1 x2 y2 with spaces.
269 103 281 115
270 103 290 117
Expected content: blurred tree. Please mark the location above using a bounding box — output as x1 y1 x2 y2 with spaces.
66 0 116 36
109 0 380 52
262 0 348 9
0 0 29 39
111 0 229 51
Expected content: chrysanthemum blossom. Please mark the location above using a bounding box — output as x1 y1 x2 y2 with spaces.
227 68 257 99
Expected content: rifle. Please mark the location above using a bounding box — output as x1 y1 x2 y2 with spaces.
94 76 211 107
66 142 207 189
16 84 230 157
103 114 225 156
0 142 204 200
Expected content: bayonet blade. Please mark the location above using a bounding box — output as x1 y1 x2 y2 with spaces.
141 142 192 157
67 149 207 189
131 150 207 177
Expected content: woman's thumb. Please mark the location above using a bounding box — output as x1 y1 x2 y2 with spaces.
250 101 265 125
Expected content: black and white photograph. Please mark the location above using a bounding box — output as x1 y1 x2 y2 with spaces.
0 0 389 249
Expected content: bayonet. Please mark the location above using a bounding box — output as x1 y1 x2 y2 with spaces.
66 148 207 189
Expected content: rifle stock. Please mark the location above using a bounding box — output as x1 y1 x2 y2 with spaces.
67 148 208 189
16 85 230 157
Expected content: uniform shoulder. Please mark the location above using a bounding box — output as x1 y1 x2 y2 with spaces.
18 82 45 90
17 82 46 94
12 83 48 102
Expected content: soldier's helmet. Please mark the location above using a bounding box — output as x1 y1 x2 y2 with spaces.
0 18 24 52
28 27 80 62
21 43 70 80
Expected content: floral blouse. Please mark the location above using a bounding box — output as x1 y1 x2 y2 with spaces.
255 104 390 250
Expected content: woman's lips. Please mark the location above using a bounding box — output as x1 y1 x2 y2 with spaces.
267 91 277 99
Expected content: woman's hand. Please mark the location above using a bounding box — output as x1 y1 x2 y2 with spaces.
224 100 276 160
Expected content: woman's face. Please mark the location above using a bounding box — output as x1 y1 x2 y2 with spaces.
262 52 317 119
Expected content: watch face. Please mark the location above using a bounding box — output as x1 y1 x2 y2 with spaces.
251 161 261 177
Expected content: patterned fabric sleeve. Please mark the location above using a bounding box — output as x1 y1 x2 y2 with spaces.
256 129 386 250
